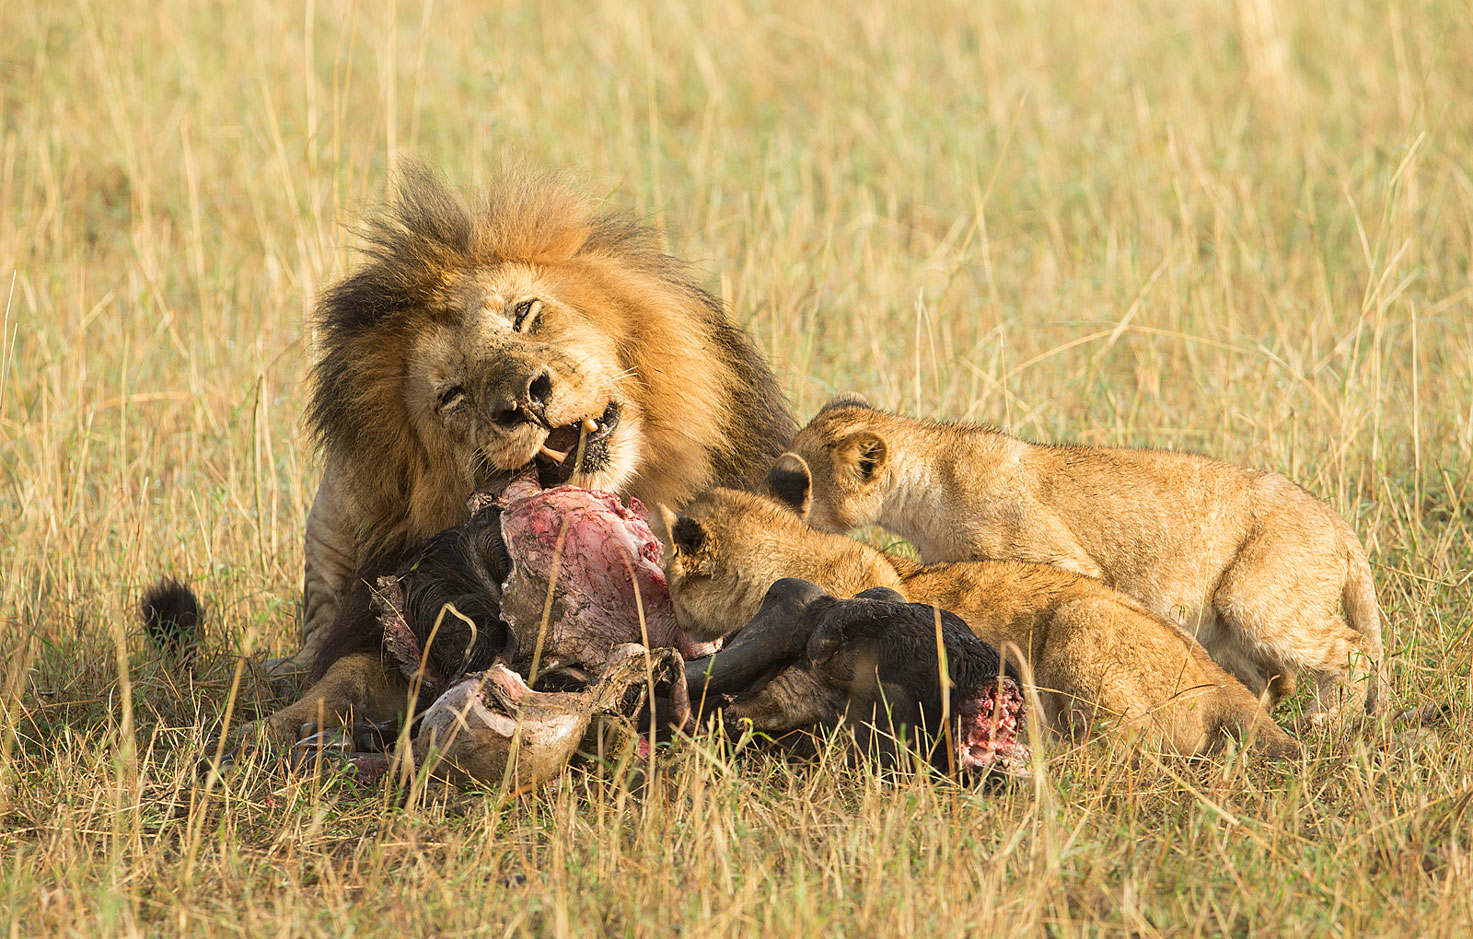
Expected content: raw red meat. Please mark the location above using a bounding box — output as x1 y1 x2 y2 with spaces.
497 474 718 672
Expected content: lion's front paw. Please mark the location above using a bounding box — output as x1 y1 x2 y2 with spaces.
229 708 342 753
204 717 395 779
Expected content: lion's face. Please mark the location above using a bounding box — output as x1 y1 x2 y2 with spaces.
306 166 794 582
782 408 892 533
659 489 813 641
404 263 642 494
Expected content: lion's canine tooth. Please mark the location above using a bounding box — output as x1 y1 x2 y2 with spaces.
582 417 599 434
539 445 570 463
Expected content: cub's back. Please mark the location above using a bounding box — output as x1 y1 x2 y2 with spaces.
1022 443 1274 586
898 558 1153 658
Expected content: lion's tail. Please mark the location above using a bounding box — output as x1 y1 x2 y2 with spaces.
1339 520 1386 713
140 576 204 662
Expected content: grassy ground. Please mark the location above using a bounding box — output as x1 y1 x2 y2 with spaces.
3 0 1471 934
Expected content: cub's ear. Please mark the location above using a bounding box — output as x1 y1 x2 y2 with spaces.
653 504 677 548
819 391 872 413
837 431 888 483
764 452 812 518
657 505 708 556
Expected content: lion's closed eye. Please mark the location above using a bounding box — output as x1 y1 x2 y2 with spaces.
512 298 543 334
437 385 467 411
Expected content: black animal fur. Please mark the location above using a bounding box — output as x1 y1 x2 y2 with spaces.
140 577 203 660
806 586 1023 732
686 578 1025 772
313 503 514 686
388 502 515 684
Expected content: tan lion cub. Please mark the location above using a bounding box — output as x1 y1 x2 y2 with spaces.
658 485 1298 760
773 395 1385 721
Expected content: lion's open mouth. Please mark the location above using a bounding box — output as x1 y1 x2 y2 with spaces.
533 402 621 488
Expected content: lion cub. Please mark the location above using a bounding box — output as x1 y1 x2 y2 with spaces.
774 395 1385 720
658 484 1298 760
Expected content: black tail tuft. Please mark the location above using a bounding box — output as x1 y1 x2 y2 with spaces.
141 577 204 659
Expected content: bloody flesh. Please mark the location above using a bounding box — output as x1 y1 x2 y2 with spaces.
497 474 717 670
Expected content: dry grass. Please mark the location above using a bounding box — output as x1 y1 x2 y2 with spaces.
3 0 1472 934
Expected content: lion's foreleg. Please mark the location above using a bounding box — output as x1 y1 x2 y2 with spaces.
240 652 408 744
266 469 359 676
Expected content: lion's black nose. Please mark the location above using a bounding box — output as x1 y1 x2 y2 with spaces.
490 399 524 428
487 369 553 428
527 370 552 409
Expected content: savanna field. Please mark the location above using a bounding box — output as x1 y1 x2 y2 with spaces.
3 0 1472 934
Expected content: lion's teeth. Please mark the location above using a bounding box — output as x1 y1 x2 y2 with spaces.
539 445 570 463
582 417 599 434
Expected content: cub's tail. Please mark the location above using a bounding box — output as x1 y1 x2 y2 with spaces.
1339 522 1386 713
140 577 204 662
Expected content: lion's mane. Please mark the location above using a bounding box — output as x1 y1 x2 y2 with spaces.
303 165 794 674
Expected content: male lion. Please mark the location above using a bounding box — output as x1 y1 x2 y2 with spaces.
251 165 794 741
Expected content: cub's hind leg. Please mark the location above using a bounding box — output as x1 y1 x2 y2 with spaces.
1212 534 1377 723
1188 613 1285 705
1300 616 1378 724
1037 598 1297 758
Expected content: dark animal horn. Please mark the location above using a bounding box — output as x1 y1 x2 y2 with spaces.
683 578 830 699
853 586 905 603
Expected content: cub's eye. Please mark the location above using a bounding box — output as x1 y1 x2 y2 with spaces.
437 385 466 411
512 298 543 333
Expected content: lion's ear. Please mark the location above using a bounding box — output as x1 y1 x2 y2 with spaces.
530 222 594 264
671 515 708 556
819 392 872 413
657 505 708 557
654 504 678 547
764 453 812 518
837 431 888 484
